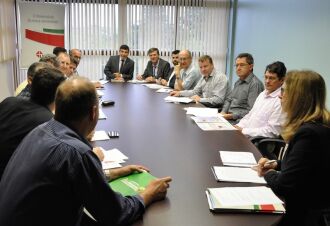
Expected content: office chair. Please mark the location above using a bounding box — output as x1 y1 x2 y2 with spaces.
250 136 286 160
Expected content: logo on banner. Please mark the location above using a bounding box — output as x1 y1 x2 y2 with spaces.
36 50 43 58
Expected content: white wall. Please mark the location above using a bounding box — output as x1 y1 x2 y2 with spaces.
0 61 15 101
230 0 330 108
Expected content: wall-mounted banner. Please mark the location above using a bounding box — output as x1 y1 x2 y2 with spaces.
19 2 65 67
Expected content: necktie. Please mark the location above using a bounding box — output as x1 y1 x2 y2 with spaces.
153 65 157 77
119 59 124 73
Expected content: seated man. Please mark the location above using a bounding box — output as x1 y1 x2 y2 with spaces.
39 53 59 68
53 46 67 56
0 77 172 226
137 47 170 83
56 52 71 76
16 62 51 99
235 61 286 138
220 53 264 123
174 50 200 90
159 50 180 88
0 67 66 179
170 55 230 108
104 44 135 81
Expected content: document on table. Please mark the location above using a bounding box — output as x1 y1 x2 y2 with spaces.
164 96 193 103
91 131 110 141
195 120 236 131
219 151 257 167
96 90 104 97
156 88 173 93
110 79 125 83
98 109 107 119
142 84 167 89
212 166 266 184
185 107 218 117
101 148 128 169
127 79 147 84
208 186 283 207
98 80 109 85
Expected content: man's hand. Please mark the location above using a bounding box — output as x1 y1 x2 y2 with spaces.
174 64 181 77
92 147 104 161
140 177 172 206
170 91 180 96
190 95 201 103
109 165 150 181
114 72 121 79
136 75 143 80
220 113 233 120
233 125 242 131
160 79 167 86
145 76 156 83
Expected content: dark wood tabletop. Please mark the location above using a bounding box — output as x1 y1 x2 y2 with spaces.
95 82 282 226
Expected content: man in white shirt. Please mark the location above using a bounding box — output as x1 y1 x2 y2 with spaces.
234 61 287 138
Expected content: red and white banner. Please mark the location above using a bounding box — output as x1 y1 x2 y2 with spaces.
19 2 65 67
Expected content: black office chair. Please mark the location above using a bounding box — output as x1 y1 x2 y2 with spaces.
250 136 286 160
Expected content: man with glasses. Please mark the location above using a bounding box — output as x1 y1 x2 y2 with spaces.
234 61 286 137
174 49 200 90
220 53 264 123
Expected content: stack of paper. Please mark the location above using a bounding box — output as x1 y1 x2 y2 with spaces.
91 131 110 141
142 84 166 89
156 88 173 93
127 79 147 84
206 186 285 213
164 96 193 103
191 115 236 131
219 151 257 167
212 166 266 184
102 148 128 169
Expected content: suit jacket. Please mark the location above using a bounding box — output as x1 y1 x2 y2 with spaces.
167 67 176 88
142 58 170 80
104 55 134 80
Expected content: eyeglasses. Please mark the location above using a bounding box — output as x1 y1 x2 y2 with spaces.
234 63 249 68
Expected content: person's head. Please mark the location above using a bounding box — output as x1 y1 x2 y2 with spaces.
179 50 192 70
264 61 286 94
69 49 82 65
27 62 53 84
54 77 99 137
198 55 214 78
68 56 78 77
39 54 59 68
30 67 66 107
235 53 254 80
171 50 180 66
147 48 160 64
281 70 330 142
119 45 130 60
56 52 71 76
53 47 67 56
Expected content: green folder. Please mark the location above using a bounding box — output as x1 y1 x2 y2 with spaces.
109 172 156 196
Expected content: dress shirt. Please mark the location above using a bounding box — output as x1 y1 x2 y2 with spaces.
236 87 284 137
180 64 200 90
0 97 53 179
180 69 230 108
0 119 144 226
222 73 264 121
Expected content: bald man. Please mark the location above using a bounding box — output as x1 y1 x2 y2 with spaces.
174 49 200 91
0 77 171 226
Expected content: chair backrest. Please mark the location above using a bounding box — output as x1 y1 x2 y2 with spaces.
250 136 286 160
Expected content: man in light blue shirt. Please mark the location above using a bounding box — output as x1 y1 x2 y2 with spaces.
174 50 200 90
170 55 230 108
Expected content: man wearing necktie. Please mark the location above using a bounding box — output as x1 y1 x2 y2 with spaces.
136 47 170 83
104 45 135 81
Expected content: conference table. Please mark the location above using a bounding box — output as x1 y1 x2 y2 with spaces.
94 82 283 226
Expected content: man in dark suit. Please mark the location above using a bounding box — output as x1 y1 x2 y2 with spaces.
104 45 135 81
136 47 170 83
159 50 180 88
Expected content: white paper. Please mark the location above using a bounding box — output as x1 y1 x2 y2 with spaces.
91 131 110 141
156 88 173 93
186 107 218 117
142 84 166 89
102 161 122 169
213 166 266 184
220 151 257 167
209 186 283 207
98 109 107 119
127 79 147 84
195 122 236 131
98 80 109 85
164 96 193 103
96 90 104 97
191 116 223 123
103 148 129 162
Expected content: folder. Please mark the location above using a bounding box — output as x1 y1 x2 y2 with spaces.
109 171 155 196
205 187 285 214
